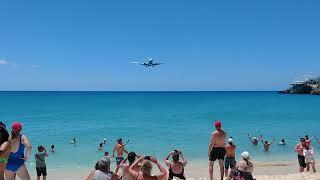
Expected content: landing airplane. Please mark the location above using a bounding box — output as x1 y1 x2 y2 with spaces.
130 58 164 67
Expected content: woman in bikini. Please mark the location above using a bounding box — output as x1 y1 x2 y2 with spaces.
0 122 10 180
5 122 32 180
164 149 187 180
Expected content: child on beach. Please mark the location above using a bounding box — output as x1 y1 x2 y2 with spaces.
35 145 48 180
303 146 316 173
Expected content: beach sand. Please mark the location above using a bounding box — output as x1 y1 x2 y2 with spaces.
21 160 319 180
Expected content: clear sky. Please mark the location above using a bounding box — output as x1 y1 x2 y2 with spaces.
0 0 319 91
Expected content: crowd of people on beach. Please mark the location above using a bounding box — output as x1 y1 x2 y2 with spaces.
0 120 318 180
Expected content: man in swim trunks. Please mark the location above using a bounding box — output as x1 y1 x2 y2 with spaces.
247 134 261 146
224 137 236 178
295 138 307 173
112 138 128 167
5 122 32 180
208 120 226 180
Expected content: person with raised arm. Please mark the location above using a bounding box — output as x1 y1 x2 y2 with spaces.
164 149 187 180
247 134 261 146
129 156 166 180
260 136 275 152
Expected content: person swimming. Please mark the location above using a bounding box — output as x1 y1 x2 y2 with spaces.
50 145 55 152
278 139 286 145
99 143 103 151
70 138 76 144
103 139 107 144
260 136 275 152
248 134 261 146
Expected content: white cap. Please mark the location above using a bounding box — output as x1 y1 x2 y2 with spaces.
228 138 234 144
241 151 250 159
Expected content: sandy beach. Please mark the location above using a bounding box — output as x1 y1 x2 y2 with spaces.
22 160 319 180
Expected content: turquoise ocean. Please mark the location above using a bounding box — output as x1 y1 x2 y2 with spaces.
0 91 319 170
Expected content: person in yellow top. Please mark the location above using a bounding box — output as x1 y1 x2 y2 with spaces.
112 138 128 166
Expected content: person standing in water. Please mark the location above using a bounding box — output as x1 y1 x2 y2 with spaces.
50 145 55 153
113 138 128 166
208 120 226 180
260 136 275 152
295 138 307 173
35 145 48 180
5 122 32 180
224 137 236 178
247 134 261 146
0 122 10 180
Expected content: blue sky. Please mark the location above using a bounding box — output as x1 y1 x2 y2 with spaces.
0 0 320 91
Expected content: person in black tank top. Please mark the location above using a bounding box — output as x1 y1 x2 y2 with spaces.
164 150 187 180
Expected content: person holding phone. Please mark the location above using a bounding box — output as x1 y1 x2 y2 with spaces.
35 145 48 180
164 149 187 180
115 152 139 180
129 156 166 180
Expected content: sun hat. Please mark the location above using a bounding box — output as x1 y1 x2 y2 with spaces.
12 122 22 132
241 151 250 159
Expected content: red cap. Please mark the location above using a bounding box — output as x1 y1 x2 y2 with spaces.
12 122 22 132
214 120 222 128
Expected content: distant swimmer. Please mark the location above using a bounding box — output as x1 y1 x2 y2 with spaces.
260 136 275 151
50 144 55 152
247 134 261 146
112 138 128 167
99 143 103 151
103 138 107 144
278 139 286 145
70 138 76 144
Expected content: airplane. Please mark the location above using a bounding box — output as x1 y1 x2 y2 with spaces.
130 58 164 67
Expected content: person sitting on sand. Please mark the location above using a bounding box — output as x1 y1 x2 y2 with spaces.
303 146 316 173
164 149 187 180
229 151 254 180
278 138 286 145
5 122 32 180
86 158 119 180
129 156 166 180
35 145 48 180
0 122 10 180
295 138 307 173
115 152 139 180
113 138 128 166
260 136 275 152
225 138 236 178
247 134 261 146
209 120 226 180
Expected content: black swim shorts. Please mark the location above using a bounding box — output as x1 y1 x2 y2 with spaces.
225 157 236 169
36 166 47 176
116 157 124 166
298 155 306 168
209 147 226 161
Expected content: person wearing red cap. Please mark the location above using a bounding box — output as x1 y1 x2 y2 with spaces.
208 120 226 180
5 122 31 180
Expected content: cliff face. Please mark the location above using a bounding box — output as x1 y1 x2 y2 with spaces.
279 84 319 95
